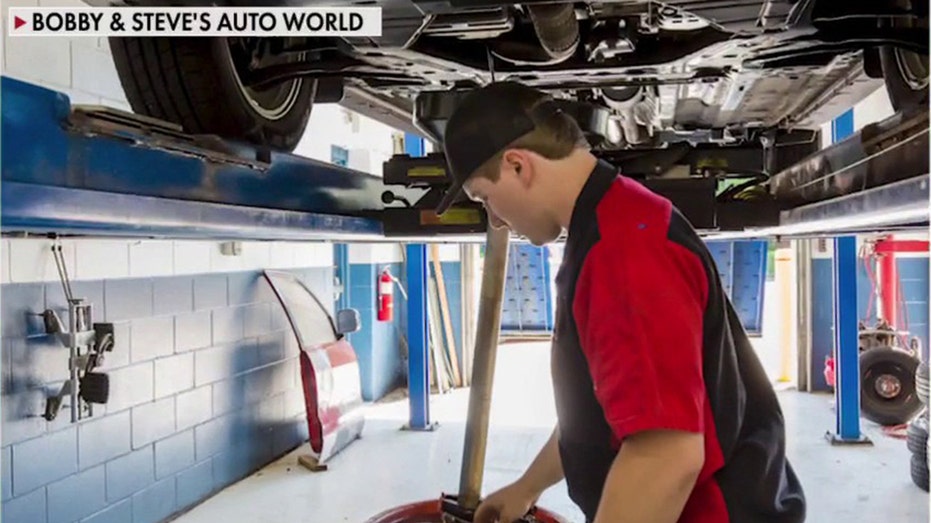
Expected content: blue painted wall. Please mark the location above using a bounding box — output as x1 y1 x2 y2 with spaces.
499 240 771 337
2 268 333 523
706 240 769 335
502 245 554 334
346 262 404 402
438 261 465 373
731 241 768 334
899 258 930 361
810 258 836 391
346 254 466 400
809 250 888 391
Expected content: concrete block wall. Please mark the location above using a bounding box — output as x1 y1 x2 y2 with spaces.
438 247 465 369
346 244 405 401
344 244 464 401
1 238 338 523
428 245 466 382
894 233 930 361
297 106 401 176
808 238 877 390
2 0 133 112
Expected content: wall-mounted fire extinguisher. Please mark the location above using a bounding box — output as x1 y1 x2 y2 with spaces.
377 267 394 322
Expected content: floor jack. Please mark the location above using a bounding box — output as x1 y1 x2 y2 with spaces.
365 226 568 523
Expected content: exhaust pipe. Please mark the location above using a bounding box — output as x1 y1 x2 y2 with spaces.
491 3 579 65
527 3 579 63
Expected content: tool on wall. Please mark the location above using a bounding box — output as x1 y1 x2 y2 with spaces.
41 241 115 422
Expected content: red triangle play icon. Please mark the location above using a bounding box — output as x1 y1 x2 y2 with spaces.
14 16 26 30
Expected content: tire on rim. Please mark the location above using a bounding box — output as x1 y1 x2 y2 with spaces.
911 453 929 492
879 5 929 112
907 414 928 460
859 347 923 426
109 37 316 151
917 362 929 405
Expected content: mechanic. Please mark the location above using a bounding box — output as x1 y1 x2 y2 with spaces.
434 81 807 523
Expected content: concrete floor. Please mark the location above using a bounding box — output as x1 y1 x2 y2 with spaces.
172 346 928 523
174 284 929 523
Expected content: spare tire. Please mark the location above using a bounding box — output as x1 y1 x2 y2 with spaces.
860 347 923 426
911 453 929 492
879 4 929 112
907 414 928 460
109 37 317 151
917 362 929 405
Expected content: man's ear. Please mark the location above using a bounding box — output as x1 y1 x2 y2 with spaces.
502 149 533 187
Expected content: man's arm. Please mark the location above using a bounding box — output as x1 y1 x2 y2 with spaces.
593 429 705 523
517 426 564 497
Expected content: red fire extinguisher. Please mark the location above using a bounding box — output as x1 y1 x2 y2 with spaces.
377 267 394 322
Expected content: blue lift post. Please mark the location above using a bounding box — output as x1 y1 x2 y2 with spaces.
828 235 872 445
824 109 870 445
404 132 436 431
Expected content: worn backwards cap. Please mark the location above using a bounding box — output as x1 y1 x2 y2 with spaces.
435 81 561 215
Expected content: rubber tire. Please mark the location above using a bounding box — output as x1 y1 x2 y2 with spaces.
878 4 929 113
860 347 923 426
109 37 316 151
881 46 929 112
917 362 929 405
907 415 928 459
911 453 929 492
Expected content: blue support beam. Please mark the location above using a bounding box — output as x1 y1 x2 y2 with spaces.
2 182 381 240
403 132 435 430
406 243 434 430
828 235 871 445
0 76 423 239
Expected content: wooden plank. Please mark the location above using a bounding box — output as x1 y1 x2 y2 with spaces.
460 244 476 386
427 275 449 393
430 244 462 387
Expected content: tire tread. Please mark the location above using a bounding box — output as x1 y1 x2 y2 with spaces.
108 37 312 150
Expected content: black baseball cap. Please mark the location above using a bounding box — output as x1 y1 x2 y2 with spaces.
435 81 562 215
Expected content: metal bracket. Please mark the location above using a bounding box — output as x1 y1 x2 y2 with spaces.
439 494 543 523
66 105 272 171
41 242 115 423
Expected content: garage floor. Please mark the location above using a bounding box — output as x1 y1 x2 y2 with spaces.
172 287 929 523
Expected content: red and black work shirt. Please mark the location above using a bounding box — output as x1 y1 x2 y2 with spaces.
551 160 806 523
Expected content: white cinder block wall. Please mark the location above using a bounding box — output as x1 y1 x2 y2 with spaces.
1 240 336 286
3 0 133 110
819 86 894 147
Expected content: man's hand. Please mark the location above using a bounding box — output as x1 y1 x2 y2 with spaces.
474 479 539 523
475 427 564 523
593 429 705 523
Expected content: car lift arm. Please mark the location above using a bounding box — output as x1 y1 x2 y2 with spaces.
2 74 927 241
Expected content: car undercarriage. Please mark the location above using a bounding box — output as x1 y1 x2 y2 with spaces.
93 0 928 165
